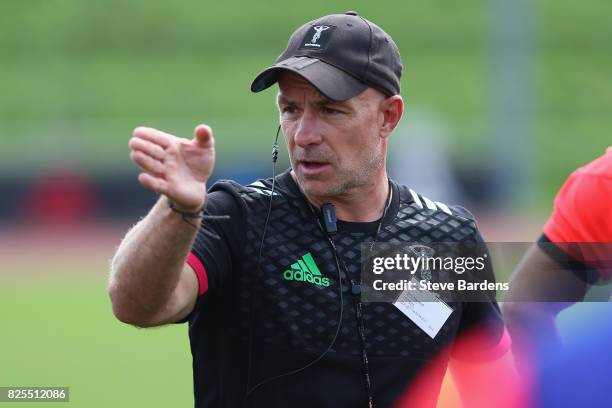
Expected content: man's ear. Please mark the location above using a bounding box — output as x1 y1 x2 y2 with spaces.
380 95 404 138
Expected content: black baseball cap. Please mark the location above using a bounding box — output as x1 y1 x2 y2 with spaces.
250 11 402 101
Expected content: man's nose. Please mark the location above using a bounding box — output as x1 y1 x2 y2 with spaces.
294 108 322 147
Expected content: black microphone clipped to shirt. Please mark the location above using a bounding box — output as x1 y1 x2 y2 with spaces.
321 203 337 235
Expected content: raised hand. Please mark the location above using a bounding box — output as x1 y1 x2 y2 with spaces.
128 124 215 212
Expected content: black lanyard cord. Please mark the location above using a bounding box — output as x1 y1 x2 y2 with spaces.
328 234 375 408
322 180 392 408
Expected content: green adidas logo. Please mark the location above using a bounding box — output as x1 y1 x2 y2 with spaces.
282 252 331 287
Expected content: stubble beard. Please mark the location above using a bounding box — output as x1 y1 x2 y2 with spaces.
294 142 385 199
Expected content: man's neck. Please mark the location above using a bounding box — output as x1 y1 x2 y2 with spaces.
291 171 391 223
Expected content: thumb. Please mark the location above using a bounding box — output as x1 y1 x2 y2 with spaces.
193 124 214 148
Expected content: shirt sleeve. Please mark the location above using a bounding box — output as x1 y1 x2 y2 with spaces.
187 181 247 299
543 170 611 243
449 206 508 362
542 169 612 279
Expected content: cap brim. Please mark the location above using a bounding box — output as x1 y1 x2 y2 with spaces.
250 56 368 102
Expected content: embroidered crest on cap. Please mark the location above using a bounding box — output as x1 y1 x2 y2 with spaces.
299 25 336 50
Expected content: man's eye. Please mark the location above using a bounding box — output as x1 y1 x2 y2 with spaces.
323 107 342 115
282 106 298 114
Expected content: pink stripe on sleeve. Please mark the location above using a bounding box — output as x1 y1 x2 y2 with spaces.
186 252 209 295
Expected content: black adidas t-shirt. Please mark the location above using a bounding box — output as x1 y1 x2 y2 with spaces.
184 170 504 408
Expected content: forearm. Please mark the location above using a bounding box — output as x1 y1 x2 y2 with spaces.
109 196 201 324
502 245 586 375
502 302 563 376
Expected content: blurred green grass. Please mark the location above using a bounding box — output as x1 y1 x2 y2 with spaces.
0 0 611 207
0 270 192 408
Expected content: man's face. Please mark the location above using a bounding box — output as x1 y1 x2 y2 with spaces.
277 72 387 199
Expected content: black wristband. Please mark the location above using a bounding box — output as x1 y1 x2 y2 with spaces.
168 200 204 219
167 198 230 239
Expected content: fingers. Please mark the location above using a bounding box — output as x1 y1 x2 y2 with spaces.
193 124 214 149
130 150 165 177
129 137 166 162
133 127 173 149
129 124 214 197
137 173 168 195
129 127 170 183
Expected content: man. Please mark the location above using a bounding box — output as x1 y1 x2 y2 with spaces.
503 148 612 384
109 12 505 407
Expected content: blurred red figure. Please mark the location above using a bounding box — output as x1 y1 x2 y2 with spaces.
23 168 97 224
502 147 612 407
504 148 612 367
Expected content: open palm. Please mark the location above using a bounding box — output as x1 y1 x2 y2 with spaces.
129 124 215 212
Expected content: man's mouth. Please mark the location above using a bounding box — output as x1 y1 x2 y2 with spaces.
298 160 331 175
